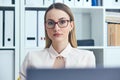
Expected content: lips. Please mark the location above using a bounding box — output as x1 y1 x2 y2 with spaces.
53 33 62 37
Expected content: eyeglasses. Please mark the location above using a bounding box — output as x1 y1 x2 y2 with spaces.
45 19 70 29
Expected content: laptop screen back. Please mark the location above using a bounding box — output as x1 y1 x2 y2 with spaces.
27 68 120 80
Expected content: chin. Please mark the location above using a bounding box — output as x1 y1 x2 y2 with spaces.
52 38 63 42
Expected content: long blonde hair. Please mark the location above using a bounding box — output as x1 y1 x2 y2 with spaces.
44 3 77 48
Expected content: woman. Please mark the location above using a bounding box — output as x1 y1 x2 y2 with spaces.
19 3 96 80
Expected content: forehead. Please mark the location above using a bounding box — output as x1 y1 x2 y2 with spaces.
46 9 70 20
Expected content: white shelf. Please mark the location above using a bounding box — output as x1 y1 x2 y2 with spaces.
0 0 20 80
0 47 15 49
0 5 15 7
77 46 103 49
104 7 120 9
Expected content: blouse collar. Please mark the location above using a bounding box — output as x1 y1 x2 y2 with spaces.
48 43 72 58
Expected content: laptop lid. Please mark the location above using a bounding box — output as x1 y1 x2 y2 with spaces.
27 68 120 80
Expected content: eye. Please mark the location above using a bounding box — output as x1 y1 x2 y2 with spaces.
47 21 54 26
59 20 66 24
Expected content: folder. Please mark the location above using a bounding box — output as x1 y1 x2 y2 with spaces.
74 0 83 7
64 0 74 7
38 11 45 48
25 0 43 7
0 11 3 47
4 10 14 47
25 10 37 48
83 0 92 6
44 0 53 7
54 0 63 3
0 50 14 80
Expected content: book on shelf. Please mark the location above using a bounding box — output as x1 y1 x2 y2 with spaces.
106 11 120 23
107 23 120 46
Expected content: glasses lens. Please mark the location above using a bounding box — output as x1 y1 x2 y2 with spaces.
46 20 70 29
46 20 54 28
58 20 68 28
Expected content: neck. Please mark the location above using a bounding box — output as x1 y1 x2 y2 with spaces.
52 41 69 54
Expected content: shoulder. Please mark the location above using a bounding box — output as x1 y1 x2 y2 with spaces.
71 48 94 55
25 48 49 59
70 48 95 58
71 48 96 67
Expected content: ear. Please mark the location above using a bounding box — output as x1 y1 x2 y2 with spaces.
70 21 74 31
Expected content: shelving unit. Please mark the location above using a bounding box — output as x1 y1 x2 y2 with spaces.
0 0 20 80
0 0 120 80
17 0 120 74
104 8 120 67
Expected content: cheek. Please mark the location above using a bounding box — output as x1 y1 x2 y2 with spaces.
46 29 53 37
62 28 70 36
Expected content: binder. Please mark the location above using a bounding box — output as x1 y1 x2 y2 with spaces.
97 0 102 6
0 11 3 47
0 0 12 5
54 0 63 3
92 0 98 6
108 23 120 46
4 10 14 47
0 0 2 5
83 0 92 6
25 0 43 7
110 0 120 7
64 0 74 7
44 0 53 7
103 0 120 7
25 10 37 48
74 0 83 7
38 11 45 48
0 50 14 80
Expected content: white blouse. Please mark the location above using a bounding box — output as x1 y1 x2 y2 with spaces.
20 43 96 80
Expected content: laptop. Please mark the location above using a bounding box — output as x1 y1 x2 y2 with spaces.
27 68 120 80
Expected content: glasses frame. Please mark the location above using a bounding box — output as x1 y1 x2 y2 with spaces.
45 20 70 29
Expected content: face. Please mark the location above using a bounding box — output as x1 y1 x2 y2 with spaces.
45 9 73 43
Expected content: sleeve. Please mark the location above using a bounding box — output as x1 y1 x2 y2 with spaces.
19 52 31 80
87 51 96 68
77 51 96 68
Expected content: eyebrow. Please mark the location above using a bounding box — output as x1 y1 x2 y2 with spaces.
47 17 69 21
59 17 68 20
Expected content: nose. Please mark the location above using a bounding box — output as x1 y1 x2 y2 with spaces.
53 24 60 32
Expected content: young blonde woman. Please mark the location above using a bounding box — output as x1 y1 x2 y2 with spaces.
19 3 96 80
